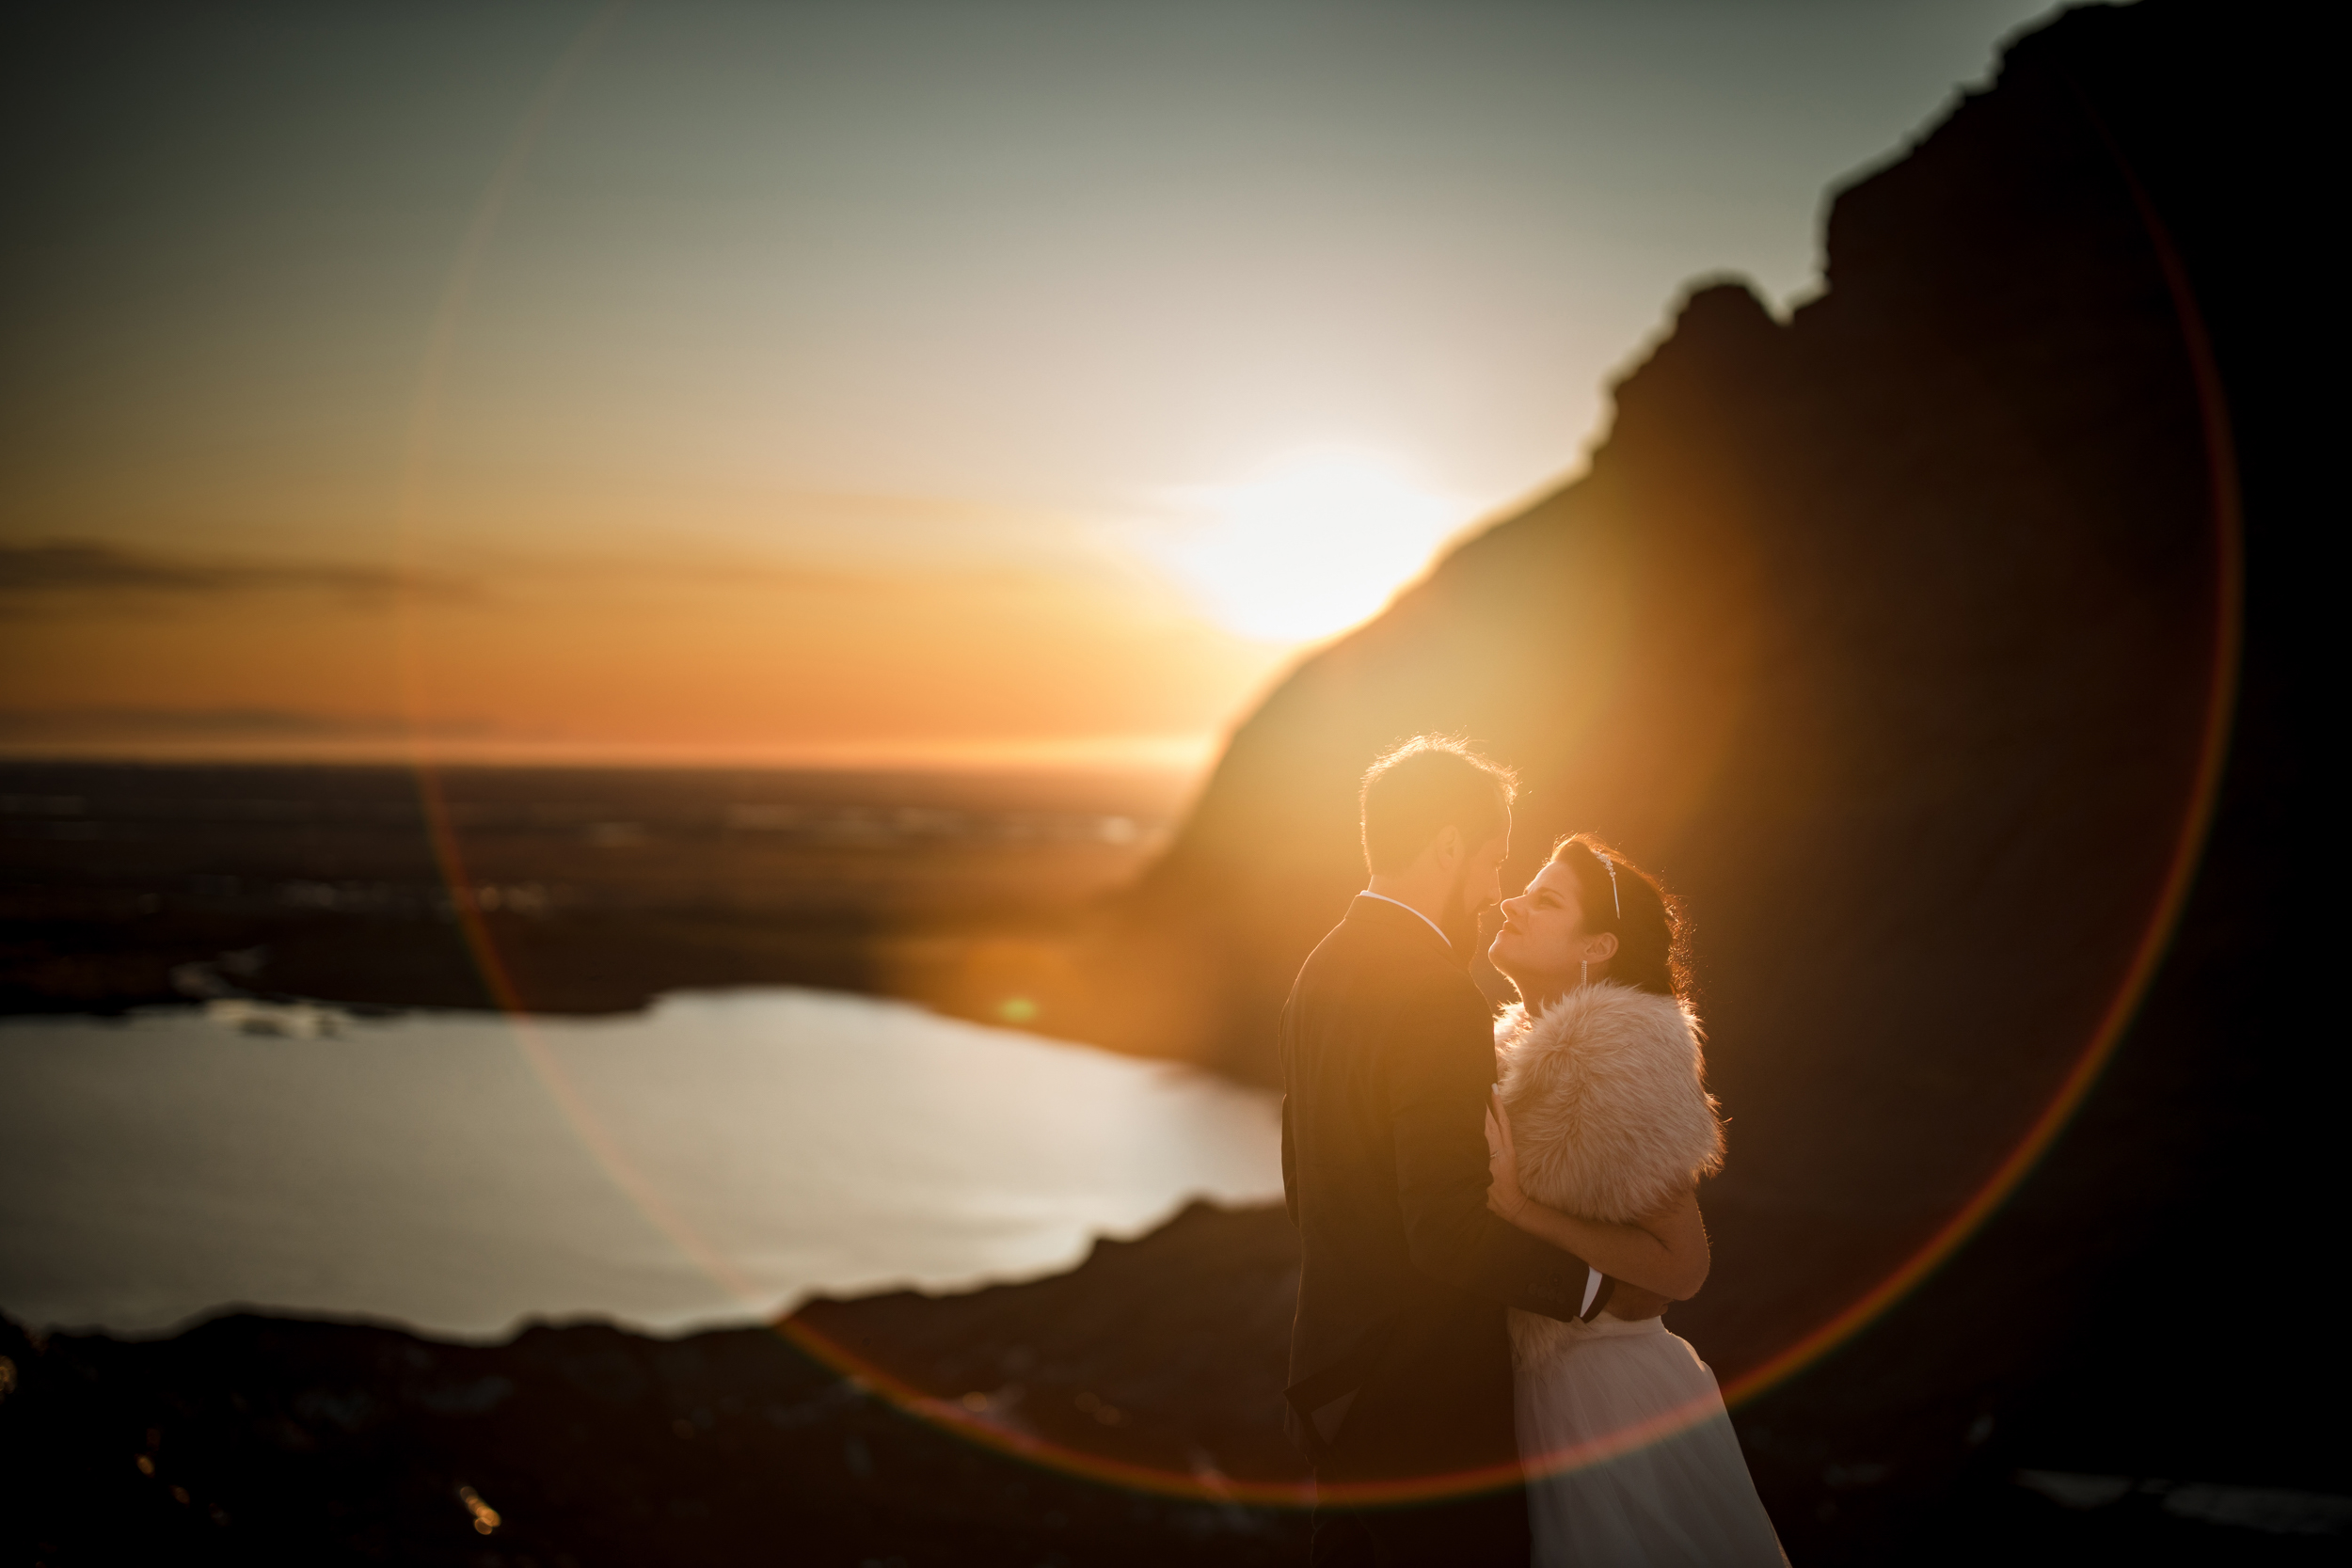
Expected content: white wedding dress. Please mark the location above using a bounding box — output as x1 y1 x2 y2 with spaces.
1496 985 1788 1566
1513 1308 1787 1565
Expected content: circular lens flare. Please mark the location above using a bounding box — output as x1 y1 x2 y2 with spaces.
389 40 2242 1513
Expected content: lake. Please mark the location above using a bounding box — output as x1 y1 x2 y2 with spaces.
0 989 1282 1340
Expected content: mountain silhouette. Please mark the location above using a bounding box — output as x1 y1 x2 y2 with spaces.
1065 0 2335 1544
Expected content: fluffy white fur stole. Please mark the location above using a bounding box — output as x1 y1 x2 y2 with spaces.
1496 982 1725 1227
1498 984 1724 1367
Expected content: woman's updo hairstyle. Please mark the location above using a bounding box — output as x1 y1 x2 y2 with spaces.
1549 832 1691 1003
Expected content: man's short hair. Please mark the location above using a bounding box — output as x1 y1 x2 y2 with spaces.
1359 736 1517 875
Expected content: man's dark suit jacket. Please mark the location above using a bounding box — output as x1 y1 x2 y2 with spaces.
1280 893 1605 1482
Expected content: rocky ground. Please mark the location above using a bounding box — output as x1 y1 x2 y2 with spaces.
0 1204 1307 1568
4 1199 2342 1566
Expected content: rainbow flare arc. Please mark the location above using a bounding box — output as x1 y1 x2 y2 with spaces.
387 19 2244 1511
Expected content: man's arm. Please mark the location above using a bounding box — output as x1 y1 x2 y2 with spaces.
1386 985 1601 1322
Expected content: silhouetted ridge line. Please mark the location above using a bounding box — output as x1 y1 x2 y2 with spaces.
1068 0 2333 1556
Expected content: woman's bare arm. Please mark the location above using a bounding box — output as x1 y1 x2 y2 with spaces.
1485 1093 1712 1301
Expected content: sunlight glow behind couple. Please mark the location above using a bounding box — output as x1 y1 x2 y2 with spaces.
1143 450 1474 644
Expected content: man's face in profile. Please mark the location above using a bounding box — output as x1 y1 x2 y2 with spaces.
1439 816 1511 949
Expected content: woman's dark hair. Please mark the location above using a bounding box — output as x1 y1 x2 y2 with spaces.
1548 832 1690 1003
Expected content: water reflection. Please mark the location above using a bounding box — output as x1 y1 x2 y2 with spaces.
0 990 1280 1339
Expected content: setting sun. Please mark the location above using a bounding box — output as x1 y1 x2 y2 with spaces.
1144 452 1472 644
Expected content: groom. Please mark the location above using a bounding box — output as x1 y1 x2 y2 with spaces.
1280 736 1638 1565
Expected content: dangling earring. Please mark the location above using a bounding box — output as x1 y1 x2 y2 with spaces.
1580 958 1589 989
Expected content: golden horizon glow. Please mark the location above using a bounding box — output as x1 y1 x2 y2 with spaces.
0 727 1221 775
0 541 1286 774
0 1 2056 768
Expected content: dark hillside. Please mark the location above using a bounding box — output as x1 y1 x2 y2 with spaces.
1059 0 2336 1557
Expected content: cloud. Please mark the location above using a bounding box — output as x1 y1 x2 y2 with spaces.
0 541 466 603
0 538 957 609
0 706 489 740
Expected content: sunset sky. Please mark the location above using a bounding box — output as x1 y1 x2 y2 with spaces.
2 0 2053 770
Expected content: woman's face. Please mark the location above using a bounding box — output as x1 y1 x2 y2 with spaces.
1487 859 1591 994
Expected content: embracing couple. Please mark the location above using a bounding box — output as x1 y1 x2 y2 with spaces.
1280 736 1787 1565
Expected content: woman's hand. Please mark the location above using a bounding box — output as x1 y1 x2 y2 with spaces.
1485 1091 1531 1223
1483 1085 1713 1299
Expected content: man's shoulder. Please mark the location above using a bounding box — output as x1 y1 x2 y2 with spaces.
1292 904 1481 1012
1298 906 1435 974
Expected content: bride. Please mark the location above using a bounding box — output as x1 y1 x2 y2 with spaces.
1483 832 1788 1565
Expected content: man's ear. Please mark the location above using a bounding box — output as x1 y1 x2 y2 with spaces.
1429 823 1464 872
